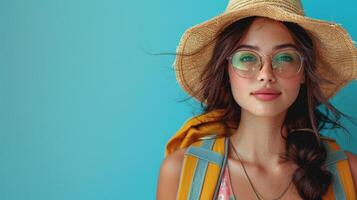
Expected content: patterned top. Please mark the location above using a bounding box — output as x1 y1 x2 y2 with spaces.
217 166 236 200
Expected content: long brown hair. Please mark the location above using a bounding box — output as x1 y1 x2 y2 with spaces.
161 16 356 199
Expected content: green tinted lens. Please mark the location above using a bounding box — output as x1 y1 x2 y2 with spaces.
272 50 302 75
231 51 259 72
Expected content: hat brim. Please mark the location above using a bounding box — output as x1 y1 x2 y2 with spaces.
175 5 357 103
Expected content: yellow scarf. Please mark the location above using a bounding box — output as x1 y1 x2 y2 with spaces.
165 109 237 157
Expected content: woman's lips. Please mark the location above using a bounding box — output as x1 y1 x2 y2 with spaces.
251 93 281 101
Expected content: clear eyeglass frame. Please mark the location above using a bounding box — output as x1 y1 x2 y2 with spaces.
226 48 305 79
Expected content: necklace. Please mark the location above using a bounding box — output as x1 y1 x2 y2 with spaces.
228 139 293 200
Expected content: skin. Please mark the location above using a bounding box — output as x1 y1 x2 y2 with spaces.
156 17 357 200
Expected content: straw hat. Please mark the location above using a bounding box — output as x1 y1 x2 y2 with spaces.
174 0 357 104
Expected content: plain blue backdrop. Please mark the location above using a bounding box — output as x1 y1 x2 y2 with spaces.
1 0 356 199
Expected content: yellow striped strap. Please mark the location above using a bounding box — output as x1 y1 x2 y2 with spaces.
176 135 228 200
186 138 216 199
322 140 347 200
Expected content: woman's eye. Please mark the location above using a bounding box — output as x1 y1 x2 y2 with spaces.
240 55 256 62
275 54 294 62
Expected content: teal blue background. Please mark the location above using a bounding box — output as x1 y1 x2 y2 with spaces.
1 0 356 199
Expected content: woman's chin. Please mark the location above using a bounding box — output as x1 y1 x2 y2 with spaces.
246 107 287 118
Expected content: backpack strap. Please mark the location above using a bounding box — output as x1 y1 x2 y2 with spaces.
321 139 348 200
186 137 219 200
185 139 224 167
176 134 228 200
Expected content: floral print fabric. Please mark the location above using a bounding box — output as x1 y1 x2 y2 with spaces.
217 166 236 200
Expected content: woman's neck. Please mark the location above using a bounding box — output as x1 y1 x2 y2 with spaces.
230 109 289 172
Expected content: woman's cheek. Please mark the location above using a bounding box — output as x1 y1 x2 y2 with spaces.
283 79 303 106
229 76 252 107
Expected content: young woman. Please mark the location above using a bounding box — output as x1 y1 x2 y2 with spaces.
157 0 357 199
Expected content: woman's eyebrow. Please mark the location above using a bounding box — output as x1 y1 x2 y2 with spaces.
236 43 298 51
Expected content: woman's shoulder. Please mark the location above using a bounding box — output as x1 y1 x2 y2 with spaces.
160 148 187 173
157 148 187 200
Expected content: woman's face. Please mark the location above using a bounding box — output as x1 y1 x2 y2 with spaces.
228 17 305 117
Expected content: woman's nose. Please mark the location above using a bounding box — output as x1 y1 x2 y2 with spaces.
256 60 276 82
